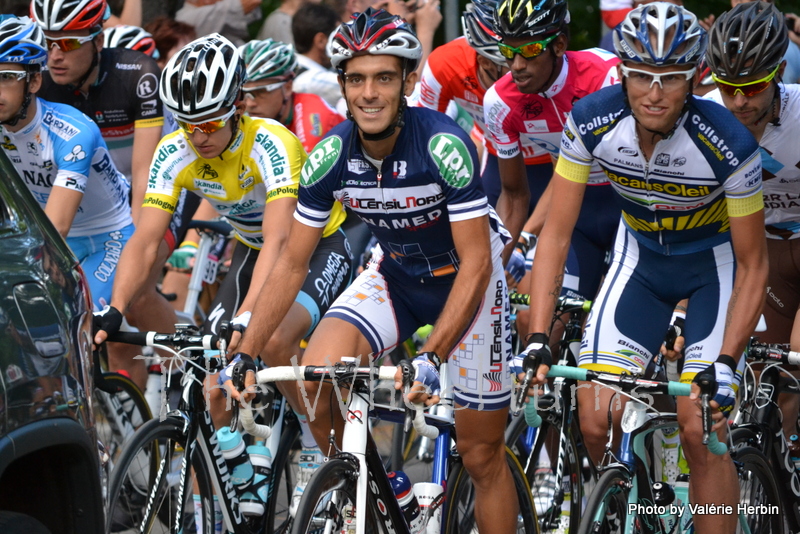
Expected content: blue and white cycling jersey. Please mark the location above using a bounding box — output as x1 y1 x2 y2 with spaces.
556 85 763 255
295 107 510 281
1 98 132 236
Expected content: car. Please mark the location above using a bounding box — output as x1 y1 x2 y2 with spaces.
0 148 104 534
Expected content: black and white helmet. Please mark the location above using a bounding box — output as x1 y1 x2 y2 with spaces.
160 33 246 122
462 2 505 66
705 1 788 79
103 25 159 58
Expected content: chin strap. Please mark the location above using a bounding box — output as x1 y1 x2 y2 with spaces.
69 43 100 96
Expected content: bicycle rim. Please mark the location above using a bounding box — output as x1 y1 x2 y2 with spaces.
576 467 630 534
106 417 212 534
94 373 152 474
733 446 784 534
290 458 367 534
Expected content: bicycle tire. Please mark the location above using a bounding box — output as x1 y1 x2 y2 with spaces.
732 445 785 534
264 420 301 534
523 419 584 534
290 458 379 534
442 447 538 534
106 416 214 534
94 372 152 472
576 467 631 534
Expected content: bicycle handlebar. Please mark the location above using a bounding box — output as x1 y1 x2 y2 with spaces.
106 330 219 350
747 339 800 365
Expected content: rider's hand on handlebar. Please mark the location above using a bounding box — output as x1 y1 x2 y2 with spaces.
690 356 736 431
93 305 123 347
225 312 251 356
393 353 441 407
221 352 258 404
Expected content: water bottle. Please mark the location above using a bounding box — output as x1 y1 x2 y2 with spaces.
790 434 800 471
413 482 444 534
652 481 677 533
673 473 691 532
239 444 272 517
388 471 424 534
216 428 254 492
144 363 163 418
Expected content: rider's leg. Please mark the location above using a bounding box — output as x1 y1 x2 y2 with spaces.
676 395 737 533
455 407 518 534
576 382 629 465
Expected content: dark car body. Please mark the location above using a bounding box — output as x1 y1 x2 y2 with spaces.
0 148 104 533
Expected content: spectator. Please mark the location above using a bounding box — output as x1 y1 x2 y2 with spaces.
175 0 261 47
291 3 342 107
322 0 371 22
257 0 322 44
145 16 197 70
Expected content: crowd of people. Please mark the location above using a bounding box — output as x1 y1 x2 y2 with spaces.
1 0 800 532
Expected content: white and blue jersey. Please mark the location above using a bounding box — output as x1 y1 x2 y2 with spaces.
1 98 132 236
1 98 133 309
295 108 513 410
558 85 762 255
554 85 762 379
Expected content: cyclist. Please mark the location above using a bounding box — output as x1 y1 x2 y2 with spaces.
32 0 180 388
229 9 519 532
239 38 344 154
705 1 800 443
521 4 766 532
487 0 621 296
92 34 352 432
103 24 159 59
418 0 508 159
0 17 133 317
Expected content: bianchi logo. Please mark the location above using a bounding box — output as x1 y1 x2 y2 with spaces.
428 133 474 189
302 136 342 186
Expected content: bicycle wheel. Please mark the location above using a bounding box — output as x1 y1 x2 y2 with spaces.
732 445 784 534
106 416 213 534
576 467 631 534
290 458 378 534
265 420 301 534
523 419 584 534
94 372 152 472
442 447 538 534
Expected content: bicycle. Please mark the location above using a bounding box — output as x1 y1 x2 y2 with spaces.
103 325 300 534
243 357 538 534
527 363 781 534
731 338 800 532
506 293 595 534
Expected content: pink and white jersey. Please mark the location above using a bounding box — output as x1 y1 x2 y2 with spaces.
483 48 619 170
419 37 497 155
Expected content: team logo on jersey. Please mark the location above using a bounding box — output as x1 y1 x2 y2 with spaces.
27 142 38 156
524 120 548 133
199 163 219 180
618 146 638 157
42 111 80 141
462 76 479 91
195 179 224 196
301 136 342 186
673 157 686 167
310 113 322 137
64 145 86 162
347 159 371 175
95 111 105 122
136 73 159 99
393 161 407 179
428 133 474 188
522 101 543 118
239 164 254 189
655 153 670 166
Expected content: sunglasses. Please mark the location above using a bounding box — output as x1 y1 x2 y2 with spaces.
620 64 696 91
497 33 559 60
242 81 287 100
0 70 29 85
177 108 237 135
712 64 780 98
45 32 100 52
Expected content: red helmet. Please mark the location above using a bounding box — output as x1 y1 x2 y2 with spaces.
31 0 109 32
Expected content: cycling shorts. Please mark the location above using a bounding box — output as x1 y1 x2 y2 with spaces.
67 223 135 311
578 222 744 383
325 253 512 411
760 238 800 343
204 228 352 337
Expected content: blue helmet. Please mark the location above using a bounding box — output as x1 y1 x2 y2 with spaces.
614 2 707 66
0 16 47 70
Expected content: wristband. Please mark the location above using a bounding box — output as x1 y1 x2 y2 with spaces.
417 351 442 372
716 354 738 374
178 240 199 249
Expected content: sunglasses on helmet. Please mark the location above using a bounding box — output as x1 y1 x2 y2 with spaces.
177 108 237 135
497 33 559 60
711 64 780 98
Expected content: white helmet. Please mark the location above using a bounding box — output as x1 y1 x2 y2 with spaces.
160 33 246 122
103 25 158 58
